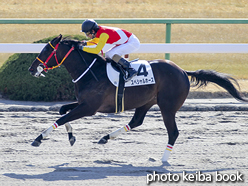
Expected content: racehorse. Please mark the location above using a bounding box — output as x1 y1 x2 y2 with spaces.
28 34 247 162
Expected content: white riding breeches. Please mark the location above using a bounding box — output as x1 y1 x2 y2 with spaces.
105 34 140 60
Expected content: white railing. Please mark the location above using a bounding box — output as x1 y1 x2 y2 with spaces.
0 43 248 53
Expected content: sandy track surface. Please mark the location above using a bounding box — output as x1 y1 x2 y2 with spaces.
0 99 248 185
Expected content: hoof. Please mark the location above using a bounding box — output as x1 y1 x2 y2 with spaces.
98 138 108 144
98 135 109 144
31 140 41 147
161 161 171 166
69 136 76 146
98 137 108 144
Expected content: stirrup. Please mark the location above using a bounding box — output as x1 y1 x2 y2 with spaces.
129 58 139 63
124 70 138 82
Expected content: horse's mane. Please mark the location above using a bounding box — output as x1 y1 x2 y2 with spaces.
60 37 107 62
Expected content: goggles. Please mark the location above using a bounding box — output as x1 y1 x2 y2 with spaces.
85 31 91 37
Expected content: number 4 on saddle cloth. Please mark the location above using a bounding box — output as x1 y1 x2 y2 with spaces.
106 59 156 113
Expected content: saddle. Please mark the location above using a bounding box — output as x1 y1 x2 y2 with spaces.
107 58 133 76
106 59 156 114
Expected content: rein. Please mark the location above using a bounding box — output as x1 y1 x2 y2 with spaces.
36 41 99 82
36 42 74 72
76 50 99 82
72 58 97 83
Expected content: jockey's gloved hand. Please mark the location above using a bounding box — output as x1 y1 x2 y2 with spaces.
74 43 84 50
81 40 87 46
78 44 84 50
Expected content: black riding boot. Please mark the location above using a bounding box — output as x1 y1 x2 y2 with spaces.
112 55 138 81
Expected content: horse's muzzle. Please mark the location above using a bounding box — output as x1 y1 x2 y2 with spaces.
28 65 45 77
28 67 35 75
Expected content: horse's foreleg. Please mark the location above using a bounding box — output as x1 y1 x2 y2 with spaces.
59 102 79 115
32 102 98 147
59 103 79 146
98 101 154 144
31 122 59 147
65 123 76 146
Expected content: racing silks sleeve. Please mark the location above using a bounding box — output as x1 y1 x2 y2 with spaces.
83 33 109 54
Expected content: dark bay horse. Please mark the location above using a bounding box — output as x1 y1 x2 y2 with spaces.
28 34 247 162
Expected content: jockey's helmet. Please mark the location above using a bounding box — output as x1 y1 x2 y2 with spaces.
81 19 99 33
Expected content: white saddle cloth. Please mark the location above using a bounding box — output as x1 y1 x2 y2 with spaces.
106 60 156 87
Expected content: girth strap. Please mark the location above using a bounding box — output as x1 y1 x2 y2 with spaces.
115 72 125 113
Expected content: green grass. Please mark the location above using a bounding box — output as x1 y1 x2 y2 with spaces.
1 0 248 78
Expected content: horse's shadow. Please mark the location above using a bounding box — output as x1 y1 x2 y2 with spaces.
3 161 167 181
3 161 235 181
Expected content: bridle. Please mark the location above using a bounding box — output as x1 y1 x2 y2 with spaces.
36 41 74 72
35 40 99 82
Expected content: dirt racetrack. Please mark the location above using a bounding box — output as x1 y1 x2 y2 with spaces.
0 98 248 185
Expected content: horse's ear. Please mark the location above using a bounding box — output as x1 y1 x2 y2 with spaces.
58 34 62 41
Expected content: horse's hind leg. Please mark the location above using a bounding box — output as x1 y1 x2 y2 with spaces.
159 109 179 162
98 100 155 144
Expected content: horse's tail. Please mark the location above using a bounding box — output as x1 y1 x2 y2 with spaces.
185 70 248 102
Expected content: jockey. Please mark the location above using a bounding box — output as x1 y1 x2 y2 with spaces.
77 19 140 81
